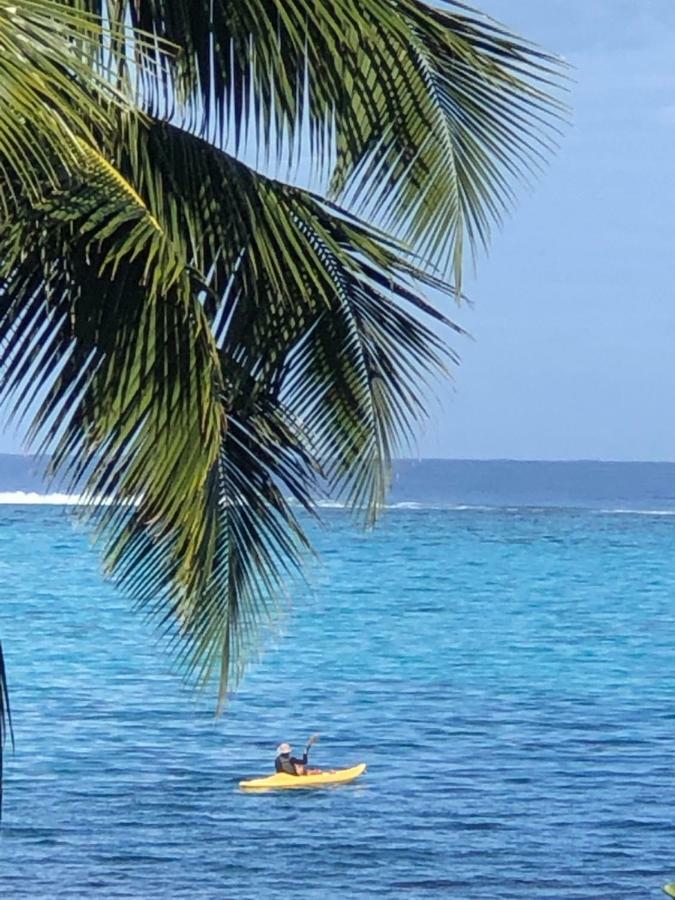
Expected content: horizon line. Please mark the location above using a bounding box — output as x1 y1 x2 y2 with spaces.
3 451 675 466
399 457 675 465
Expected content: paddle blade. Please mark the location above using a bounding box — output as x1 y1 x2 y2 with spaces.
663 884 675 897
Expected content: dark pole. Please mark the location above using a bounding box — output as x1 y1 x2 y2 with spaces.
0 641 14 823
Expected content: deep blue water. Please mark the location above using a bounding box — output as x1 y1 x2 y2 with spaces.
2 469 675 896
5 453 675 510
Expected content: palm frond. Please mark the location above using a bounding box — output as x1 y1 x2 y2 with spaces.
85 0 563 287
111 119 461 520
129 368 320 711
0 0 563 708
331 1 567 289
0 181 304 705
0 139 229 680
0 641 13 823
0 0 171 213
0 118 459 700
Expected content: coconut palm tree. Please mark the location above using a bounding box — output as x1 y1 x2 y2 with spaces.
0 0 562 813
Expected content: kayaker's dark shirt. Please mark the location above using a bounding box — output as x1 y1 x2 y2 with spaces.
275 752 307 775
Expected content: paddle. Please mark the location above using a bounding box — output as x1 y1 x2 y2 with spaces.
304 733 320 765
663 885 675 897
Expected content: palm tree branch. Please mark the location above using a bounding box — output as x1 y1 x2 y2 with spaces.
0 1 173 213
79 0 564 285
107 118 460 519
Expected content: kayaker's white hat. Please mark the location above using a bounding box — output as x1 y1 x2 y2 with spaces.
277 742 292 755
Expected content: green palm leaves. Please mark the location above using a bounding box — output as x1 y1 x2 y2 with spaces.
0 1 563 716
98 0 563 286
0 0 165 212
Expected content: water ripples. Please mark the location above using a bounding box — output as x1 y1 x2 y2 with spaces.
0 507 674 897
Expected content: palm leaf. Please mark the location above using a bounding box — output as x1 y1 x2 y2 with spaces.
0 0 173 214
0 1 563 708
0 117 459 700
83 0 563 287
0 140 228 681
145 368 320 711
110 118 461 519
331 1 566 290
0 641 13 823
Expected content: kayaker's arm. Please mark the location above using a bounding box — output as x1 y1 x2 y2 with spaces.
295 734 321 775
290 753 308 775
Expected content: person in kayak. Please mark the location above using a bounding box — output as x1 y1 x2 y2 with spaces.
275 735 320 776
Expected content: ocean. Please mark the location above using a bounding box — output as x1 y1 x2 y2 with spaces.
1 458 675 898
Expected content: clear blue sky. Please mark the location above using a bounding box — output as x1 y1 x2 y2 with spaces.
1 1 673 461
419 0 675 460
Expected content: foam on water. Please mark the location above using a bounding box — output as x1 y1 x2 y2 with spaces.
5 489 675 520
0 491 86 505
599 508 675 517
0 492 136 507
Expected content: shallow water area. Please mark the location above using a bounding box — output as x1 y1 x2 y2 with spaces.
1 502 675 898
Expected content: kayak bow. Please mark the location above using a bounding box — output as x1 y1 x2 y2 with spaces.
239 763 366 790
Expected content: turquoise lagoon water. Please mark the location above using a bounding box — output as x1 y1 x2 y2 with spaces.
2 472 675 896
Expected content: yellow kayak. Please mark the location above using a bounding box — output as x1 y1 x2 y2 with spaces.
239 763 366 790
